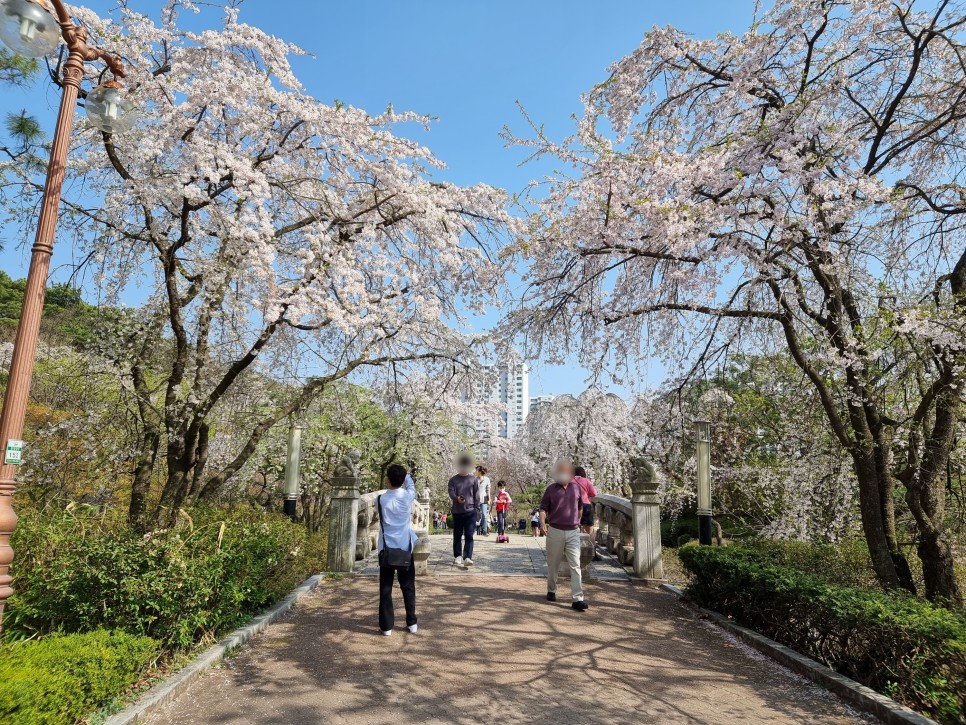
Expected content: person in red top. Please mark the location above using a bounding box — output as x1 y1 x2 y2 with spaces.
573 466 601 561
493 480 512 536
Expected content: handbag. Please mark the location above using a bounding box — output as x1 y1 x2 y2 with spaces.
377 494 412 568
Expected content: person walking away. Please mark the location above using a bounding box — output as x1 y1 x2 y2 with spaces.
573 466 601 561
476 465 491 536
377 464 419 635
530 509 541 537
539 459 588 611
448 455 481 566
494 480 512 539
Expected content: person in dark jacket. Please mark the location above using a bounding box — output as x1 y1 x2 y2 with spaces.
448 454 480 567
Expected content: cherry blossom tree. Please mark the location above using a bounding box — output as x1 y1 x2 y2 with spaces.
520 390 637 492
484 437 543 497
8 3 516 526
636 358 860 543
506 0 966 604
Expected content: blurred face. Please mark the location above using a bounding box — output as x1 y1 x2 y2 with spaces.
552 461 574 484
458 457 473 476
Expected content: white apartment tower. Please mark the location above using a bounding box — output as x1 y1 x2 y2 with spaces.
469 361 530 439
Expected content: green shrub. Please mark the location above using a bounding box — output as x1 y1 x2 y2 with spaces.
679 545 966 724
6 507 325 651
0 630 158 724
721 538 880 589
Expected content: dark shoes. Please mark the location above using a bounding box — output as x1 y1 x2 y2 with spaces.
548 591 589 611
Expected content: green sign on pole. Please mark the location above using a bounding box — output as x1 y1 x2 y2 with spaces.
4 439 24 466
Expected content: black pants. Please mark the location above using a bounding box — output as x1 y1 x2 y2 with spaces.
452 511 476 559
379 555 416 632
496 510 507 535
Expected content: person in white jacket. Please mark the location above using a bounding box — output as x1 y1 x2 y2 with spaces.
476 465 491 536
377 464 418 635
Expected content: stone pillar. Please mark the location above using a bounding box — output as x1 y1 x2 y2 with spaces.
356 496 377 562
413 486 432 576
594 502 606 546
630 456 664 582
606 511 621 554
327 451 361 573
618 515 635 566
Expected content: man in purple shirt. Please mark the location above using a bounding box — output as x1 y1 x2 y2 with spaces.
448 454 481 567
539 459 589 611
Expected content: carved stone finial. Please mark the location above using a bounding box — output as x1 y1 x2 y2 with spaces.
629 455 658 496
335 449 361 480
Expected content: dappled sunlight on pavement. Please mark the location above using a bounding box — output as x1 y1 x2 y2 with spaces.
144 577 874 724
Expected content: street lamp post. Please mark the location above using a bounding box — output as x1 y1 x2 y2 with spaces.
283 424 303 520
0 0 137 631
695 420 712 546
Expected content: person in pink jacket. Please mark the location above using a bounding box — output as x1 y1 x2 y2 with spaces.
573 466 601 561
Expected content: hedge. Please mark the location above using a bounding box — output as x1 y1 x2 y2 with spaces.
0 630 158 724
6 506 325 651
709 538 880 589
679 544 966 724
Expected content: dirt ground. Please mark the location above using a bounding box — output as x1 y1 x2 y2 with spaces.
144 576 875 725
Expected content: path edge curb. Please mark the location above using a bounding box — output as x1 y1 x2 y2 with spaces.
659 584 938 725
105 573 325 725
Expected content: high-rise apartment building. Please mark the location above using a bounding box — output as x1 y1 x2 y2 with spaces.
465 361 530 440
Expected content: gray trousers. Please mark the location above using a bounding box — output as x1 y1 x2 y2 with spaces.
545 526 584 601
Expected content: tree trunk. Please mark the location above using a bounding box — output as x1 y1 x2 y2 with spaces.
918 529 964 607
156 443 192 525
852 450 916 594
128 427 160 528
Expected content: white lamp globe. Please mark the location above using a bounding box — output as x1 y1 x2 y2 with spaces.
0 0 60 58
85 82 137 134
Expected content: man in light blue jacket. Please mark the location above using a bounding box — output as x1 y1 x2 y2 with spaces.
377 464 418 635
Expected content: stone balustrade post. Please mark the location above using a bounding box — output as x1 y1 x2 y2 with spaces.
606 511 621 554
593 502 606 546
356 494 379 562
413 486 432 576
630 456 664 582
327 450 361 573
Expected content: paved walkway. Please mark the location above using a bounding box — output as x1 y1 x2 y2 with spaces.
144 576 874 724
356 533 630 581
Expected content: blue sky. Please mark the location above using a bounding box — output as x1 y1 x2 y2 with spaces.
0 0 755 396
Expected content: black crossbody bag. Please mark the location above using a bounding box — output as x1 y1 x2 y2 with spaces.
377 494 412 568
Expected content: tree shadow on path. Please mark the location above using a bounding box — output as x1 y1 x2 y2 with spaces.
146 577 875 725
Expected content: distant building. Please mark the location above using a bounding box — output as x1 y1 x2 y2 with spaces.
528 395 556 416
464 361 530 440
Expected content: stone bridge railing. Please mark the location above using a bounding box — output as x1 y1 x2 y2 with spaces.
356 489 429 560
327 461 432 575
591 458 664 582
593 494 634 565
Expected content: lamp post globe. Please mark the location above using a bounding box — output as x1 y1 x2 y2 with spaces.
0 0 60 58
85 82 137 134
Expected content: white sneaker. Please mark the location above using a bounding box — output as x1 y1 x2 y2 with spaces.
454 556 463 566
407 624 418 633
381 629 392 636
464 558 474 567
